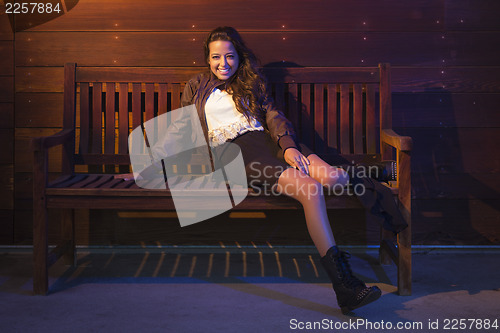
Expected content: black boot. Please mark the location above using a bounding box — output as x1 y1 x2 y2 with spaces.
320 246 381 314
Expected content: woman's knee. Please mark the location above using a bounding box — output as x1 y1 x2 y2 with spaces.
308 155 349 188
277 168 324 198
326 167 349 188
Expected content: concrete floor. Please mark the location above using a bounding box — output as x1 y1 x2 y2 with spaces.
1 246 500 333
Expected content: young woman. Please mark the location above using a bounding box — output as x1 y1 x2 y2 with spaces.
179 26 382 314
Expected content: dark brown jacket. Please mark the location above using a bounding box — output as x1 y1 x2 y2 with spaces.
180 71 298 153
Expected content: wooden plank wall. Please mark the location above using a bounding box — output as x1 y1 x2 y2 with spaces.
0 4 14 243
4 0 500 245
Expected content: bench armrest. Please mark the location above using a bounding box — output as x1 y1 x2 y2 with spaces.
381 129 412 152
31 129 74 152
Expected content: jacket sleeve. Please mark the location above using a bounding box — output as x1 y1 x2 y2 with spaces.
262 96 299 153
181 75 201 107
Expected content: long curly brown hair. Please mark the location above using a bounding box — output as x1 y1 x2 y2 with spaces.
203 26 269 124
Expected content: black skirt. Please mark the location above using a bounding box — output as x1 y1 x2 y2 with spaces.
228 130 313 187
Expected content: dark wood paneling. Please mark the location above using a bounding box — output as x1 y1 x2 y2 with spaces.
393 93 500 128
392 68 500 93
15 172 63 200
16 67 500 93
25 0 445 32
396 127 500 174
15 67 63 92
0 164 13 209
0 41 13 75
0 210 13 244
445 0 500 30
413 172 500 200
15 128 61 172
16 31 500 67
413 198 500 245
15 93 63 127
14 208 65 244
0 103 13 128
0 129 13 163
0 5 14 40
0 76 14 102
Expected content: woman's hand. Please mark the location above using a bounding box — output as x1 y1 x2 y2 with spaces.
284 148 310 175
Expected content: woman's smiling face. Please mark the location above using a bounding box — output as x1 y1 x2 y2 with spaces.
208 40 239 81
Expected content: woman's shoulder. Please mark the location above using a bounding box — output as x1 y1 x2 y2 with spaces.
186 71 211 87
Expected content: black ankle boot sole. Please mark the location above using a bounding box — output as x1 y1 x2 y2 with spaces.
340 286 382 315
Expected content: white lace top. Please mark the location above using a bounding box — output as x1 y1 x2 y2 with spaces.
204 88 264 147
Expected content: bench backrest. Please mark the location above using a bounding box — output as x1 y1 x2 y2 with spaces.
62 63 392 173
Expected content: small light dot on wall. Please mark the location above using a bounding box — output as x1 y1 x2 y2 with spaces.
193 61 196 64
113 60 117 63
436 20 440 24
282 25 285 28
460 19 464 23
282 37 286 40
27 38 31 41
114 23 119 27
192 38 196 41
115 36 119 39
363 37 367 40
192 25 196 28
441 35 445 39
363 22 366 25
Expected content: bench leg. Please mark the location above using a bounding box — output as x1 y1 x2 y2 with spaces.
33 199 48 295
397 223 412 296
61 209 76 266
379 229 394 265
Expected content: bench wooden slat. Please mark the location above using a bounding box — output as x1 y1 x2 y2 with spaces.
301 83 312 148
170 83 181 111
75 67 381 84
113 179 136 189
79 83 90 154
82 174 115 188
353 84 363 154
288 83 299 132
366 84 376 154
340 84 350 154
158 83 168 115
75 153 130 165
327 84 338 150
69 174 101 188
92 82 102 154
48 174 73 188
98 177 126 189
51 174 88 188
105 82 115 154
274 82 285 112
145 83 155 123
118 83 129 154
314 84 325 154
132 83 142 131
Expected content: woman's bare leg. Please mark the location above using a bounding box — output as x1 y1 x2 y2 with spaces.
306 154 349 189
275 167 335 256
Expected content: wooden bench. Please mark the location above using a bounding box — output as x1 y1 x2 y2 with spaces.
32 63 412 296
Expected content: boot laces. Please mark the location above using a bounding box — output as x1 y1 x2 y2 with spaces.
337 251 366 290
